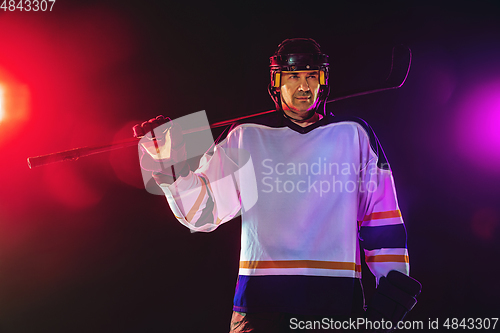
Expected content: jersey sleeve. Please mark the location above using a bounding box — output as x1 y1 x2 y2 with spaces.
357 126 409 285
158 129 243 232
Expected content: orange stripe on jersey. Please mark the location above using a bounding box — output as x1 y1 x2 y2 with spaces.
199 172 222 225
365 254 409 263
198 172 213 194
240 260 362 272
363 210 401 222
185 176 207 222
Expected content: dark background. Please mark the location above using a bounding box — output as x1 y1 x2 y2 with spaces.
0 0 499 332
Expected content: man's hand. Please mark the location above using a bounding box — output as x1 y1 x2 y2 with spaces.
134 115 188 179
142 125 183 162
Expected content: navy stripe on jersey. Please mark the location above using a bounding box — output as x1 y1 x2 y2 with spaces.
233 275 364 316
359 224 407 250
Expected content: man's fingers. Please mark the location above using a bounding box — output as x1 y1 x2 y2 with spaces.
136 115 184 162
133 115 172 138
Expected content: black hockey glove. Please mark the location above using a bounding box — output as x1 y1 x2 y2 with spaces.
365 270 421 333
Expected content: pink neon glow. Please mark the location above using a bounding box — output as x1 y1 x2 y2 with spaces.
0 86 4 123
109 120 145 189
42 163 106 209
0 68 30 145
454 80 500 172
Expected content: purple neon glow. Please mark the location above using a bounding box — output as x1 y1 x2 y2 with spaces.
454 80 500 172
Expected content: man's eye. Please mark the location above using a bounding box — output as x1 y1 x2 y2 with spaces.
307 75 317 79
290 75 299 79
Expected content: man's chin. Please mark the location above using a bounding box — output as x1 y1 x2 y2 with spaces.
292 104 314 113
290 109 317 120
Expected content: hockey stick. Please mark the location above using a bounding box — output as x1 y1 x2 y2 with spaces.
27 45 411 169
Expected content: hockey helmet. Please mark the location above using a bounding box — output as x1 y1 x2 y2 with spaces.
269 38 330 113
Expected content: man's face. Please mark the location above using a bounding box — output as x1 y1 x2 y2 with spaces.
278 70 321 116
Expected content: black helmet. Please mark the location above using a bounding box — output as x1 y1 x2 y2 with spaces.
269 38 330 114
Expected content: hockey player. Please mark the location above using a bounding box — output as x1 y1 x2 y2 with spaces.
138 38 420 332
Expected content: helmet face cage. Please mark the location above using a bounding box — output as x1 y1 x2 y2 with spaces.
269 38 330 114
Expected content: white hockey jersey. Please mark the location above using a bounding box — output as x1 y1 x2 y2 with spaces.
159 111 409 315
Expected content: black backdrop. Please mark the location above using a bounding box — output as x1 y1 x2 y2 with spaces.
0 1 499 332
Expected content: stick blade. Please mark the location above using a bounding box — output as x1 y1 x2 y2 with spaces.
327 44 412 103
385 44 412 88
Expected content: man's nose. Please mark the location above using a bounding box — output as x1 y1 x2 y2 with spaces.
298 77 310 91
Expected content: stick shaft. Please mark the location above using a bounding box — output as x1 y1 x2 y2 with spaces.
27 137 141 168
26 88 398 169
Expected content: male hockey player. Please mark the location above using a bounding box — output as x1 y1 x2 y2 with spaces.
138 38 420 332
